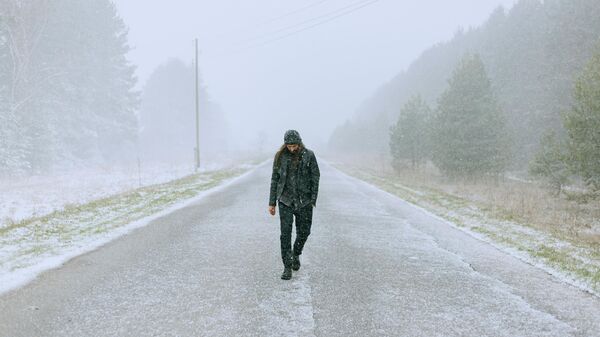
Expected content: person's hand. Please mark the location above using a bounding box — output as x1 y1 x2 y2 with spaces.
269 206 276 216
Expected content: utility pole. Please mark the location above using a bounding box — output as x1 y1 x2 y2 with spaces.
194 38 200 172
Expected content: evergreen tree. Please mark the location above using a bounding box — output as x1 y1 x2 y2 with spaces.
0 15 21 173
389 95 431 170
564 46 600 190
484 0 549 166
431 54 508 178
0 0 139 172
0 1 48 172
529 130 569 195
43 0 139 163
82 0 139 162
329 0 600 170
139 59 229 164
37 0 106 164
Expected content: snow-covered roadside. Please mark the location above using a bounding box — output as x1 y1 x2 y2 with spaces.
334 165 600 297
0 162 234 228
0 161 266 295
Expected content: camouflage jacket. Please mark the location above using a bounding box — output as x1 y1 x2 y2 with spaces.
269 148 320 208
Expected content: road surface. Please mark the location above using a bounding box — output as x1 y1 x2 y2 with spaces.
1 161 599 336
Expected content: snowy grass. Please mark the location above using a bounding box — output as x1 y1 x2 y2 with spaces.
0 162 213 227
0 162 263 294
332 161 600 296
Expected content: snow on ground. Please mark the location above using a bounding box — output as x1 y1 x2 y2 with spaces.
0 160 265 295
259 267 316 337
0 161 230 228
3 162 599 336
334 166 600 298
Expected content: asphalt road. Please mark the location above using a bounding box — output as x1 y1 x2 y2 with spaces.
1 161 599 337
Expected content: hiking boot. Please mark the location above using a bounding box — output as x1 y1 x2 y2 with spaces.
281 267 292 280
291 254 301 271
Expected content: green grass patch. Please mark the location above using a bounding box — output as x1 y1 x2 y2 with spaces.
534 245 600 286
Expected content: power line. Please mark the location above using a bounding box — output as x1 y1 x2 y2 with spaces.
231 0 380 54
256 0 330 27
212 1 330 44
238 0 376 47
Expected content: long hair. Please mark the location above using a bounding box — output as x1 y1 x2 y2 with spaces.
274 143 305 168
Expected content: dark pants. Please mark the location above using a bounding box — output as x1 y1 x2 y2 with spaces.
279 202 313 267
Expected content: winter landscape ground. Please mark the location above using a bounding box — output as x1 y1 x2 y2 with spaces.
1 161 599 337
2 1 600 336
331 160 600 297
0 160 263 295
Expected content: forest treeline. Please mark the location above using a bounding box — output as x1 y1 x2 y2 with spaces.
0 0 138 174
329 0 600 190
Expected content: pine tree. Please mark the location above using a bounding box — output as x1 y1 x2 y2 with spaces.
2 0 77 171
564 46 600 190
328 0 600 170
0 1 47 172
43 0 139 163
83 0 139 162
0 16 19 173
529 130 569 195
389 95 431 170
431 54 509 178
0 0 139 172
139 59 229 164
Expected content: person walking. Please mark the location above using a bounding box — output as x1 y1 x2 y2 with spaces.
268 130 320 280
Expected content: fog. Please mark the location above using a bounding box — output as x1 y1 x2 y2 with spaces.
113 0 516 153
3 2 600 330
0 0 519 173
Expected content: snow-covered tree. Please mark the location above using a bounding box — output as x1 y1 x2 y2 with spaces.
41 0 139 164
0 1 50 172
0 15 23 173
0 0 139 173
431 54 509 178
78 0 139 162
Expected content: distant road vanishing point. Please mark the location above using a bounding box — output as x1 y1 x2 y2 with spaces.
1 162 599 337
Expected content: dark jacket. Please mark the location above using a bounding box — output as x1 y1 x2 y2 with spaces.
269 148 320 207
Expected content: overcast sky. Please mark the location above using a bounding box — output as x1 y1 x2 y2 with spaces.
112 0 517 151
